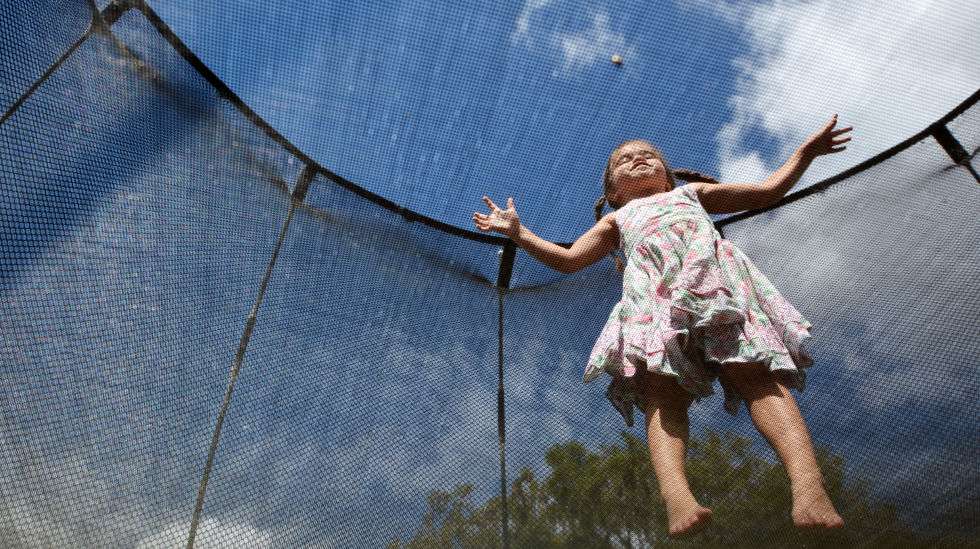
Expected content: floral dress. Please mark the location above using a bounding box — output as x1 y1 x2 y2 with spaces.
584 184 814 427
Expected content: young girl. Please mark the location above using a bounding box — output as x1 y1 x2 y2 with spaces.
473 114 852 536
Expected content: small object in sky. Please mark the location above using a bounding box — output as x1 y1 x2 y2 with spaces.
611 54 623 66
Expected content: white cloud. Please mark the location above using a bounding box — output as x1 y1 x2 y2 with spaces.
0 446 170 548
512 0 557 44
554 11 637 76
512 2 636 77
137 518 272 549
678 0 980 184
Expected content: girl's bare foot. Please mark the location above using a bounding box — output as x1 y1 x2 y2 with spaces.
666 499 713 537
792 479 844 529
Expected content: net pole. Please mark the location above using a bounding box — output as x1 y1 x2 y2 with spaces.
185 165 315 548
497 243 516 549
0 0 103 127
931 122 980 184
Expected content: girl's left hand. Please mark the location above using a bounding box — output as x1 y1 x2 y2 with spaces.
801 114 853 158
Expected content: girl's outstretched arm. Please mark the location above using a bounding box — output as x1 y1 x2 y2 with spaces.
696 114 853 214
473 196 618 274
694 179 783 214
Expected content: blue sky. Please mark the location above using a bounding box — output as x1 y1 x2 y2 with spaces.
147 0 979 239
1 0 978 546
146 0 743 235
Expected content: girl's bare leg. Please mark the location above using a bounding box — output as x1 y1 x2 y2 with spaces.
719 361 844 529
641 372 712 536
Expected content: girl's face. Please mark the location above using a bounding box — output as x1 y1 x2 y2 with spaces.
608 141 671 206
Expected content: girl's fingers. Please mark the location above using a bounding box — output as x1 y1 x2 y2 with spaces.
830 126 853 136
483 196 499 211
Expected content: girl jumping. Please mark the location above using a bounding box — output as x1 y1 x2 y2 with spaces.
473 114 851 536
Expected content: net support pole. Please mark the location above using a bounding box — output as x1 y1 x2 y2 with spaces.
495 242 516 549
0 1 107 128
185 164 316 549
930 123 979 184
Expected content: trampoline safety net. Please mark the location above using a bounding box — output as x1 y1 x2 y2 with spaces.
1 1 978 548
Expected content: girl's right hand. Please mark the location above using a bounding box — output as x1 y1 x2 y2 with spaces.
473 196 521 239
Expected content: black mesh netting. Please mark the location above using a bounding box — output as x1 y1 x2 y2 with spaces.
1 1 977 547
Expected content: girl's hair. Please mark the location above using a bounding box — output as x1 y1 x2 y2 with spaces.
593 139 720 274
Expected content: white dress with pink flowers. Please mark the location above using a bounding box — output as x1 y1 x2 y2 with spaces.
584 184 814 427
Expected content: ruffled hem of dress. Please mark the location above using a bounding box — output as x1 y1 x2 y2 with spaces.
710 321 814 416
588 296 740 427
590 296 814 427
586 286 745 382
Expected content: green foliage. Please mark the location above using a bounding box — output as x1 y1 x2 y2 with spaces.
387 429 965 548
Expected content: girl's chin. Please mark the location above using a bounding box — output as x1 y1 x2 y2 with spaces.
624 178 661 191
